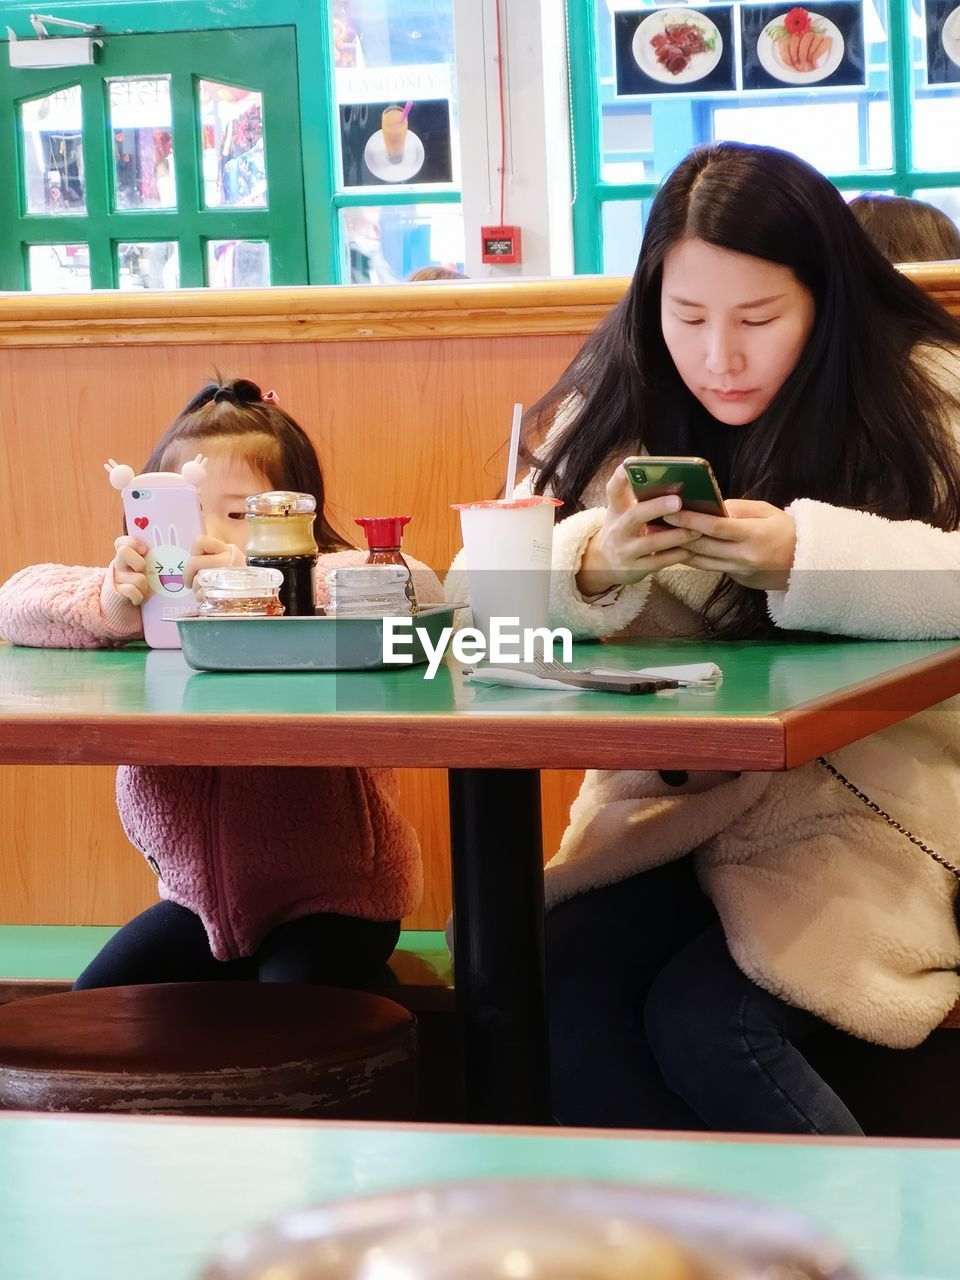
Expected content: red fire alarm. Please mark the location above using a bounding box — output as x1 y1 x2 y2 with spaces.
480 224 522 264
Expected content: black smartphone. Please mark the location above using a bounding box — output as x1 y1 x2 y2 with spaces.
622 456 727 528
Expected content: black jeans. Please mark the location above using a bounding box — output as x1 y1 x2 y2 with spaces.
73 900 401 991
546 857 864 1135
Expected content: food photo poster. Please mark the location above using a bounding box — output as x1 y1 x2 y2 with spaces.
614 3 865 95
741 3 865 90
925 0 960 84
339 98 453 187
615 6 737 93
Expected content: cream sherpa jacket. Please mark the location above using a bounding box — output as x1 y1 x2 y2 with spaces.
449 350 960 1049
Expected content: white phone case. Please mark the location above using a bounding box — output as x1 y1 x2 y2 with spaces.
121 478 203 649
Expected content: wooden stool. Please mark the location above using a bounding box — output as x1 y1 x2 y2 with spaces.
0 982 417 1119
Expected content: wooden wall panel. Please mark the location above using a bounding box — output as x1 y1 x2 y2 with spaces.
0 332 583 928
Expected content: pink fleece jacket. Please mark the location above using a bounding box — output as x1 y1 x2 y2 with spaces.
0 550 442 960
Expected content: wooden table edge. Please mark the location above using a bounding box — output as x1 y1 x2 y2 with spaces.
779 642 960 768
0 712 787 770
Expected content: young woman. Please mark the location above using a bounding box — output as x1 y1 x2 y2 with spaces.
521 142 960 1133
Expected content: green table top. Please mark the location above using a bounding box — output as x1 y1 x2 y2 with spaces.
2 637 958 770
2 1114 958 1279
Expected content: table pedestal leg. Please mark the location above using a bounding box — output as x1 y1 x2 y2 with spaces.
448 768 551 1125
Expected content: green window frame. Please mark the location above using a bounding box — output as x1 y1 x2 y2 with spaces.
0 27 308 290
567 0 960 274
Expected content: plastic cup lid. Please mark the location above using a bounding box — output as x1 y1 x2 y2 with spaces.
451 497 562 510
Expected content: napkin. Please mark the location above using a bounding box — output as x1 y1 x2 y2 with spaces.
589 662 722 688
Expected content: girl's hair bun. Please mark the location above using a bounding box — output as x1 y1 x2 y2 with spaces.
213 377 263 405
184 375 265 412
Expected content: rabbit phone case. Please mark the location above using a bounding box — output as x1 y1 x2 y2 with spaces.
106 456 206 649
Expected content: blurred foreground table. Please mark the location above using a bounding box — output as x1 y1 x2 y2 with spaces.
2 1112 960 1280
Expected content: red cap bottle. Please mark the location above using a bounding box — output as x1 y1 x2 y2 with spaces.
355 516 419 612
354 516 412 550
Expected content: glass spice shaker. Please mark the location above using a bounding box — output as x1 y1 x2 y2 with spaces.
354 516 420 614
244 491 318 617
193 566 285 618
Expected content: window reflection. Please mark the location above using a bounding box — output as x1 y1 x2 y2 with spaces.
340 204 464 284
198 82 266 208
109 78 176 211
27 244 90 291
21 87 85 214
118 242 180 289
207 240 271 287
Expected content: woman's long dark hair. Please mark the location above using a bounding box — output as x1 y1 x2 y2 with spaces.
526 142 960 636
143 376 351 551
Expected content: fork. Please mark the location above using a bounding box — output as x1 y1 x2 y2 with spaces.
532 657 676 694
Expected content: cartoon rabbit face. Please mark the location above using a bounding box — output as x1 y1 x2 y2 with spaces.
145 525 188 596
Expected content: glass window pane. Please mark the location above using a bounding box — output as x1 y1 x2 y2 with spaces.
207 240 271 288
601 200 650 275
331 0 460 191
109 78 176 210
594 0 893 181
118 242 180 289
27 244 90 291
339 204 465 283
20 87 85 214
912 98 960 172
912 0 960 172
198 82 266 208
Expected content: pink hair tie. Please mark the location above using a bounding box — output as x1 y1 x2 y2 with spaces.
262 389 279 405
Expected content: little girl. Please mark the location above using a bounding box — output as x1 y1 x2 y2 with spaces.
0 377 441 989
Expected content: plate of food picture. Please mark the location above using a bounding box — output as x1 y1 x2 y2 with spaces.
757 7 844 83
943 3 960 70
631 9 724 86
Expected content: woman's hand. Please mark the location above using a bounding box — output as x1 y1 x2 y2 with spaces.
110 535 149 606
184 534 242 588
662 498 797 591
576 467 701 596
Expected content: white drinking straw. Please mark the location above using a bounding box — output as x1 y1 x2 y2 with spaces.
504 402 523 498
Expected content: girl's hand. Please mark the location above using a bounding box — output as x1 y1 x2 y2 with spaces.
110 535 149 606
662 498 797 591
184 534 242 588
576 467 701 596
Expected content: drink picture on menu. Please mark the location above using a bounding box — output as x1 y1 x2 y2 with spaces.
339 98 453 187
740 2 864 89
615 7 737 94
925 0 960 84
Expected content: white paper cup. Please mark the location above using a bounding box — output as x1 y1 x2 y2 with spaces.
452 496 562 641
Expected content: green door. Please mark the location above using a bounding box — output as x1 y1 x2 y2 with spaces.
0 27 307 290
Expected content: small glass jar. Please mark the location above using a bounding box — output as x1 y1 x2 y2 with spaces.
194 566 285 618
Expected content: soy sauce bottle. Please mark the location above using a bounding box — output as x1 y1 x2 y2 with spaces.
244 491 318 617
354 516 420 614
